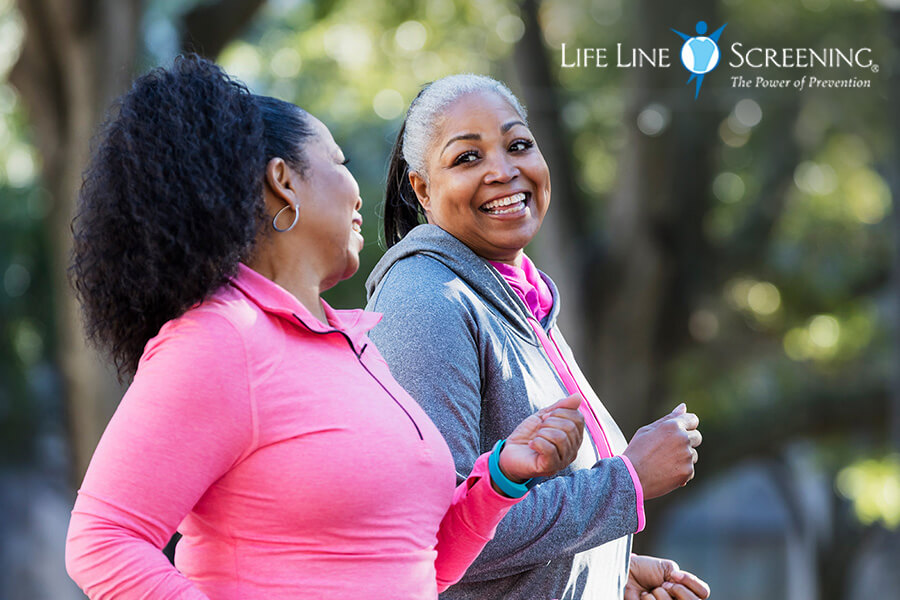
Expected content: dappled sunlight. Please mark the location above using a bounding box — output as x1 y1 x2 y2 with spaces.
837 455 900 529
782 305 876 363
0 5 23 79
1 0 898 596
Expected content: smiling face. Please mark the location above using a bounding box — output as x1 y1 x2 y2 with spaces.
296 117 364 287
409 90 551 264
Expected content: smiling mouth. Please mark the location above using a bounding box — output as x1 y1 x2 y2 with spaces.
480 192 528 215
351 222 362 233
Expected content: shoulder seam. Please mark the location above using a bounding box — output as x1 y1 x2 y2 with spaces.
191 310 259 470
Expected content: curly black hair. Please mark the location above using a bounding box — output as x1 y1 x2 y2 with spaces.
71 54 313 379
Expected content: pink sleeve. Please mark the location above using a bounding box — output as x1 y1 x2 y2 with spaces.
434 452 523 592
65 313 256 599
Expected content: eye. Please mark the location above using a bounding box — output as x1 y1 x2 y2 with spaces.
509 139 534 152
452 150 480 166
341 157 351 166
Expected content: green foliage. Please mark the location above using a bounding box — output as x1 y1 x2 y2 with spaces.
208 0 531 308
547 0 895 531
0 37 52 463
1 0 897 537
837 454 900 529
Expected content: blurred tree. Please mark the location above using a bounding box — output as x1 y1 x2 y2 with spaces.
9 0 267 483
1 0 897 594
9 0 142 483
508 0 896 595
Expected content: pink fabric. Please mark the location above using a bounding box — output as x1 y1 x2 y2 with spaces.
525 317 646 532
488 254 554 323
526 318 612 459
616 455 646 533
65 263 521 600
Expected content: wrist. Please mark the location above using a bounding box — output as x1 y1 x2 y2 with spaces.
496 443 527 484
488 440 533 498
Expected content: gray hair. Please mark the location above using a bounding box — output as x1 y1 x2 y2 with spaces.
401 74 528 177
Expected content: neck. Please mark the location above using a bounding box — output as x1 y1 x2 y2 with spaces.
246 247 329 324
488 250 524 269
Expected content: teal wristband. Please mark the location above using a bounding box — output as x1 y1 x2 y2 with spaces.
488 439 533 498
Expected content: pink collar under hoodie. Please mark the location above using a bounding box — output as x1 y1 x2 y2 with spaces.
488 254 554 323
65 263 520 600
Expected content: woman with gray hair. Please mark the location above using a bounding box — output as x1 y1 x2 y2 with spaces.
366 74 710 600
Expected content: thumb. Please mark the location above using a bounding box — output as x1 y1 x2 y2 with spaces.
650 403 685 424
537 394 583 418
552 393 583 411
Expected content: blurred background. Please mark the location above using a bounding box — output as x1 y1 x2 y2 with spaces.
1 0 898 598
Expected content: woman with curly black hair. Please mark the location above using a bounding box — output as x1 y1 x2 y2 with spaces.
63 55 586 600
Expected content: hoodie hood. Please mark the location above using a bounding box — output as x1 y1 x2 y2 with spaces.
365 225 560 340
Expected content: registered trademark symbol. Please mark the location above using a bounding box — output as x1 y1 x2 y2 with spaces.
872 64 879 73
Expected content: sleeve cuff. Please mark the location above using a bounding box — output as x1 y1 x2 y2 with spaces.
468 451 527 507
616 455 646 533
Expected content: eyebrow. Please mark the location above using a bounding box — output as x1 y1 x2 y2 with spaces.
441 133 480 155
440 120 529 156
501 119 527 133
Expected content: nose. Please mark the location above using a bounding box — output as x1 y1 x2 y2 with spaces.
483 152 519 185
355 195 362 211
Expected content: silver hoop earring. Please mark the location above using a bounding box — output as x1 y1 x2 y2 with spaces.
272 204 300 232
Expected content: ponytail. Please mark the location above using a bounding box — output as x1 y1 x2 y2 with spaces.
383 121 426 249
71 55 312 379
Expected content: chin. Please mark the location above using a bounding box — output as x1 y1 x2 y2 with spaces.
495 229 539 253
340 255 360 281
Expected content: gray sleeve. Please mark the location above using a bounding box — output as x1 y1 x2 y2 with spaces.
367 260 640 581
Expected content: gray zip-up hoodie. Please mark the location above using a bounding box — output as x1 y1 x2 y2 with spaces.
365 225 641 600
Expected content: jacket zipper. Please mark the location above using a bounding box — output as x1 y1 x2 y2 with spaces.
292 314 424 441
526 317 613 459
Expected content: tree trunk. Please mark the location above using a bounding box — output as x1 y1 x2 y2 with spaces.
884 8 900 452
11 0 142 485
513 0 592 360
593 0 722 435
11 0 269 485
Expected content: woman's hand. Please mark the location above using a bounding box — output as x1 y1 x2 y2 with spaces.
497 394 585 483
622 403 702 499
624 554 710 600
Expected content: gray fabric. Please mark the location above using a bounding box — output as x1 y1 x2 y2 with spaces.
365 225 638 600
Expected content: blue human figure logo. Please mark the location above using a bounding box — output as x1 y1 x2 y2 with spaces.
689 37 716 72
672 21 727 99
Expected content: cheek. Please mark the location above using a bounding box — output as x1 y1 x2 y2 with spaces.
527 156 550 187
431 174 480 217
527 160 551 207
343 172 360 199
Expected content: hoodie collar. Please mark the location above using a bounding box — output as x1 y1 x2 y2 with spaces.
230 263 382 348
365 225 560 340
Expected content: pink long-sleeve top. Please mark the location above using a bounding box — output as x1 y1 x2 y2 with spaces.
65 263 521 600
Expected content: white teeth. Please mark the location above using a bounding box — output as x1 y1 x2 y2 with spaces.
490 204 524 214
351 223 361 233
482 192 526 211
